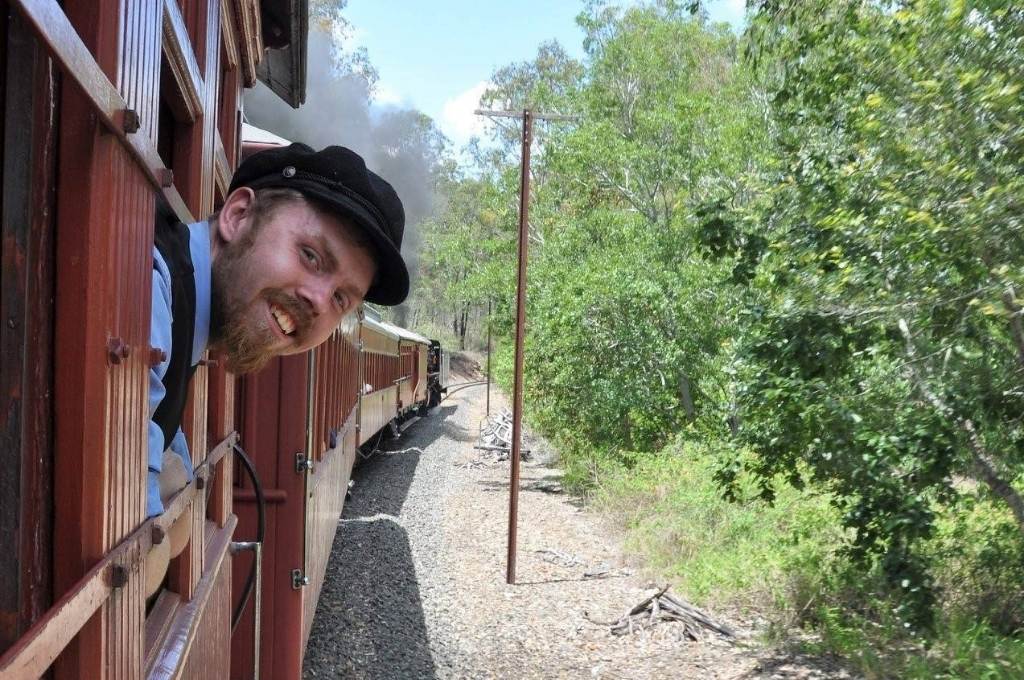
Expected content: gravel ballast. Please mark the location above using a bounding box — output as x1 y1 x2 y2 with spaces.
302 380 854 679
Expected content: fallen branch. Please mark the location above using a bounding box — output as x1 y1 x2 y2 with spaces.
584 586 735 641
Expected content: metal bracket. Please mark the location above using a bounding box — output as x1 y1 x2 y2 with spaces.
291 569 309 590
295 452 313 474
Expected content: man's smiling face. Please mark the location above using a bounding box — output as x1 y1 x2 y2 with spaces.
210 187 377 373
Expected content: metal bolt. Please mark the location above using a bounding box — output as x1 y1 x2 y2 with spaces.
152 525 166 545
159 168 174 188
107 337 130 364
195 475 206 490
149 346 167 367
282 166 296 178
7 318 15 329
109 564 128 589
121 108 140 134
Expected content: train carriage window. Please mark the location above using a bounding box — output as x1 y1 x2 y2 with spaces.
146 8 209 616
156 97 178 171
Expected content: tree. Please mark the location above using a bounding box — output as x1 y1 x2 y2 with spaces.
711 0 1024 628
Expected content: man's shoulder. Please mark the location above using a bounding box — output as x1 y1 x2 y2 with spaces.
152 244 173 328
153 243 172 288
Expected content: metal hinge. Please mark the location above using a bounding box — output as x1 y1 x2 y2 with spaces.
295 452 313 474
291 569 310 590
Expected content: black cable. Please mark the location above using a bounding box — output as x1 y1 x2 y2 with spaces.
231 442 265 632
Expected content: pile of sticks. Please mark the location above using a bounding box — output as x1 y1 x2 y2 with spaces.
586 586 735 641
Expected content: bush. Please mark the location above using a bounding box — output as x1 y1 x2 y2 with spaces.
595 436 843 612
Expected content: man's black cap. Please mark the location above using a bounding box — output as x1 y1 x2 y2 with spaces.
229 143 409 306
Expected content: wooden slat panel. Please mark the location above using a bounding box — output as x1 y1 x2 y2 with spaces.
183 364 209 466
179 549 231 680
91 136 151 678
0 434 235 679
50 2 131 675
11 0 194 226
146 517 236 680
301 413 356 655
206 362 235 446
358 386 398 446
119 0 162 143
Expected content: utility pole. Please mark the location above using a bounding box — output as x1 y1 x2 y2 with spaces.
486 298 491 417
474 108 576 585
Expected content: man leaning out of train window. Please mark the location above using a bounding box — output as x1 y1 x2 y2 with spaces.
144 144 409 597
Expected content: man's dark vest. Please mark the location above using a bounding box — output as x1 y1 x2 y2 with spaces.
153 222 198 448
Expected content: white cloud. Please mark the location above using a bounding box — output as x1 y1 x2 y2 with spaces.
440 81 491 149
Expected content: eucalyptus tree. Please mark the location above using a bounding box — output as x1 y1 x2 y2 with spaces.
709 0 1024 627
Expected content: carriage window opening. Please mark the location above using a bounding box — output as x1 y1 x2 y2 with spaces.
156 97 176 172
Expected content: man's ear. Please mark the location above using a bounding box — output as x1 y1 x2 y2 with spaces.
216 187 256 244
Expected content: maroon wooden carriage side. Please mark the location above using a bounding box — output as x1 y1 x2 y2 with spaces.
0 1 307 678
230 317 361 680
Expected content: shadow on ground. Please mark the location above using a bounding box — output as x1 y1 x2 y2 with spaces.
345 404 459 518
304 404 470 679
738 647 857 679
302 517 436 679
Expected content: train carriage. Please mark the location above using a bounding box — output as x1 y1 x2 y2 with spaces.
378 320 432 420
0 1 307 678
357 314 402 446
230 316 362 680
0 3 446 678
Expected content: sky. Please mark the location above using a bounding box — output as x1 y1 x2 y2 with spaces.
342 0 748 149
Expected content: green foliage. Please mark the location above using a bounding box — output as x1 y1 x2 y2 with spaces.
526 210 732 454
597 437 844 608
717 0 1024 629
415 0 1024 668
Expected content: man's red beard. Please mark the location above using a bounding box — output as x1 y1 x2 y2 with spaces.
209 234 312 374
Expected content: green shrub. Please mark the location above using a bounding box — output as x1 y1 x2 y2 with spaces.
595 437 843 612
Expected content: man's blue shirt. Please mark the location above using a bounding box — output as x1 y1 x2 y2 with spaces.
147 220 212 517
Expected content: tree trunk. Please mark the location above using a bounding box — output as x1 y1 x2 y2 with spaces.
678 374 695 420
458 307 469 350
1002 287 1024 371
899 319 1024 537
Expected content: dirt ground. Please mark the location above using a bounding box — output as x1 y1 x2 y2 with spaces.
303 358 855 679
